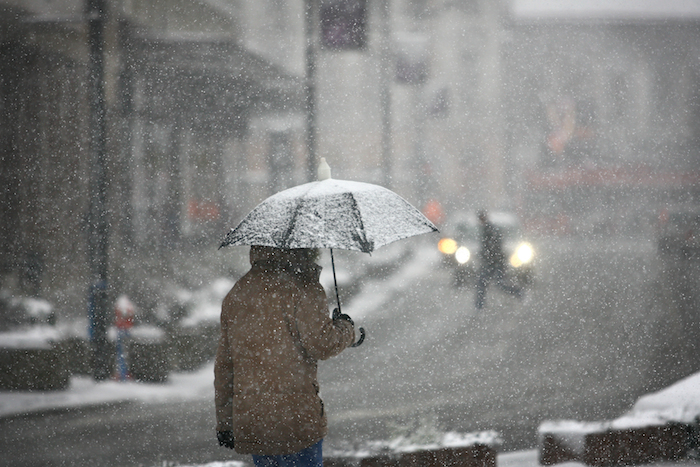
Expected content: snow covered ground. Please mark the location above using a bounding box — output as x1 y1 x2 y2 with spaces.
0 362 215 419
0 242 439 421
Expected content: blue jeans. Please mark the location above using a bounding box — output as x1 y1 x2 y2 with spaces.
252 440 323 467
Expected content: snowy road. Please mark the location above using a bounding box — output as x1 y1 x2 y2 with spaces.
320 236 700 452
1 236 698 466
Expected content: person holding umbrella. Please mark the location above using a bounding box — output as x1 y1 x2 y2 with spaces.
215 158 437 465
214 245 355 467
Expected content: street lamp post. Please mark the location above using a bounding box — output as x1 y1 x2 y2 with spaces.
86 0 111 381
379 0 393 188
305 0 318 182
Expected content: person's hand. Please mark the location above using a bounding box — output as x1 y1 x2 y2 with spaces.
332 308 354 325
217 430 235 449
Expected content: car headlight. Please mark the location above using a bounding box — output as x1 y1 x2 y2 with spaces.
455 246 471 264
438 238 458 255
510 242 534 268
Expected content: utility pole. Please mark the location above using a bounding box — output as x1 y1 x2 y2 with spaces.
481 0 506 209
86 0 111 381
305 0 318 182
379 0 393 188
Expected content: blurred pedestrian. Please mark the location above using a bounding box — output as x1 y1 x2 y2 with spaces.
215 246 355 467
422 199 446 227
114 295 135 381
475 210 522 310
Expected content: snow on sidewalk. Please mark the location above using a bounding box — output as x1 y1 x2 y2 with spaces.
0 243 438 423
539 371 700 456
0 362 216 418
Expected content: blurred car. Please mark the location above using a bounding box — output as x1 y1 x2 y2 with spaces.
0 293 57 331
437 211 536 288
657 207 700 257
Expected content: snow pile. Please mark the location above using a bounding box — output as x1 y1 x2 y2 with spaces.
176 278 234 328
0 294 61 349
107 324 166 344
628 371 700 425
539 371 700 453
329 424 501 460
371 430 502 454
16 297 54 321
0 325 63 350
0 363 216 418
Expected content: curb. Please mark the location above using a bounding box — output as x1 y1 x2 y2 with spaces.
540 422 699 466
326 444 497 467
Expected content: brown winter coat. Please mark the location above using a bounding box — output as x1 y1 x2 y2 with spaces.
214 246 355 456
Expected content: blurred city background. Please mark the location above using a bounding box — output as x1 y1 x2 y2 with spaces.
0 0 700 465
3 0 700 333
1 2 700 463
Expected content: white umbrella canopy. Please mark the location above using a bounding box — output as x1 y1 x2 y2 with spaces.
219 159 438 347
220 177 437 252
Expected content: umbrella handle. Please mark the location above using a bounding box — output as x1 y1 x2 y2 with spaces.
331 248 365 348
351 327 366 347
330 248 343 314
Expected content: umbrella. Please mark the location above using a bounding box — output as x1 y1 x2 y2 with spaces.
220 158 439 346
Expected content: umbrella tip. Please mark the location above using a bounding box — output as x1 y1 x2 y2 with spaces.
318 157 331 181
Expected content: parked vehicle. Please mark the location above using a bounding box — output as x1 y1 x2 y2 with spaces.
657 207 700 258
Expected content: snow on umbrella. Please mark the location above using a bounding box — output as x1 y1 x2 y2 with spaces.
219 158 439 346
220 180 436 253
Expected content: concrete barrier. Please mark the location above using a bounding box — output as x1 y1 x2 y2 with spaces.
168 322 219 372
122 325 170 383
539 433 580 465
583 423 691 466
539 421 694 466
359 455 401 467
400 445 497 467
326 444 497 467
0 346 69 390
127 340 170 383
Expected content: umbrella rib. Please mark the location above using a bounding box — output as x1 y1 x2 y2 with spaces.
280 197 305 249
277 182 322 249
345 192 373 253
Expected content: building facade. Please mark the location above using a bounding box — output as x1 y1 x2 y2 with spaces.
2 0 700 318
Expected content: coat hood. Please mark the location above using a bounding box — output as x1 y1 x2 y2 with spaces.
249 245 296 266
249 246 322 282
